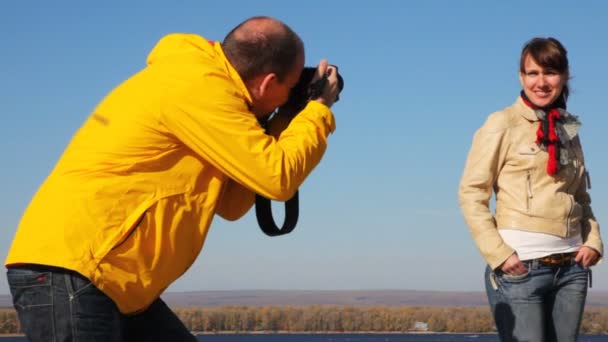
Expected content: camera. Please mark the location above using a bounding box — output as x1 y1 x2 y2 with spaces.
256 65 345 237
278 66 345 117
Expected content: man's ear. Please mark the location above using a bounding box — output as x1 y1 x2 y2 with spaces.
258 73 278 98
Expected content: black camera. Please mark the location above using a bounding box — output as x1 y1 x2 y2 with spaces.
278 66 345 117
256 65 345 237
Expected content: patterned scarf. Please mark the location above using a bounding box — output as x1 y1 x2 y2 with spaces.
520 90 581 176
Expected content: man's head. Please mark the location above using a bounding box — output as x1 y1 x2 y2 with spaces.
223 16 305 118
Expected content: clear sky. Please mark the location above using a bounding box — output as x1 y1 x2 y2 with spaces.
1 1 607 295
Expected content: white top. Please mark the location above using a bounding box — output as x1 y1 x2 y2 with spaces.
499 228 582 261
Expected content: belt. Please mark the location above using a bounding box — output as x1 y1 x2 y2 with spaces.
536 252 577 267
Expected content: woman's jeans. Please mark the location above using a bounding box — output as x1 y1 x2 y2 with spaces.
485 260 589 342
6 265 197 342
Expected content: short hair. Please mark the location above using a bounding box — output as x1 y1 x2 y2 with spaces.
222 16 304 83
520 37 570 100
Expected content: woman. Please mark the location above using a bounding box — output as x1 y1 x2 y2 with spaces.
458 37 603 341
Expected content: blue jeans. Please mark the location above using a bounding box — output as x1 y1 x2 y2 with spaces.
7 265 197 342
485 260 589 342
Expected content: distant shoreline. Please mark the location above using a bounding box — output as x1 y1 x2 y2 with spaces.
4 289 608 308
0 331 495 337
194 331 494 335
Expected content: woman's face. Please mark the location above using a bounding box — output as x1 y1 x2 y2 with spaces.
519 54 567 108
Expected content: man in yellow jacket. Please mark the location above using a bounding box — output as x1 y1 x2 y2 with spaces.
5 16 340 341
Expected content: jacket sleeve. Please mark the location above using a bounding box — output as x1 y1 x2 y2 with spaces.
214 112 297 221
458 114 514 270
160 76 335 202
215 180 255 221
574 140 603 256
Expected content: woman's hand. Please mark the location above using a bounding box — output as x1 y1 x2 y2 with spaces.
575 246 600 268
500 253 528 275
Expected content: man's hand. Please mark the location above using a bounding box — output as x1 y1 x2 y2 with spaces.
312 59 340 108
575 246 600 268
500 253 528 275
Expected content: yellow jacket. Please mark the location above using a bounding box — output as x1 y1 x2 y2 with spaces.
459 98 602 269
5 34 335 313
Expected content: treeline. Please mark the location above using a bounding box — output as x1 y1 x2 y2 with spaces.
174 306 494 333
1 306 608 334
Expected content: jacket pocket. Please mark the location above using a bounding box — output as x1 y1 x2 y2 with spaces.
98 186 188 260
499 267 531 282
517 144 541 155
111 210 147 251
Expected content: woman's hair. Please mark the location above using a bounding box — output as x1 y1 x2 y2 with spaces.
520 37 570 100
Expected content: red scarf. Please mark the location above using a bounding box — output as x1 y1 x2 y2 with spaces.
520 91 565 176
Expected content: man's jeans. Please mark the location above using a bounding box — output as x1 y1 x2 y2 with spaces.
485 260 589 342
7 265 197 342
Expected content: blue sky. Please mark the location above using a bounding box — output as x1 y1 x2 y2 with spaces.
1 1 607 295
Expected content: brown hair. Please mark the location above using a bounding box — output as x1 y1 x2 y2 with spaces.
520 37 570 100
223 16 304 83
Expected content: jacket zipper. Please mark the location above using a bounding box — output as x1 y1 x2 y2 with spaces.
526 171 533 211
565 196 574 238
564 156 580 237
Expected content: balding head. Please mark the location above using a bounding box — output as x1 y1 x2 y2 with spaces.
223 16 304 83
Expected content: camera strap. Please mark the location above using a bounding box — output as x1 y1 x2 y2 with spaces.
255 192 299 236
253 66 343 237
254 114 300 237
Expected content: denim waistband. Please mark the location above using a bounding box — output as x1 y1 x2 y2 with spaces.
6 263 86 279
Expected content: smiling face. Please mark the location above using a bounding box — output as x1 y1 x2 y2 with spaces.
518 37 570 108
519 54 567 108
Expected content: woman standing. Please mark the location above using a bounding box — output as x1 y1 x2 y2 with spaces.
459 37 603 341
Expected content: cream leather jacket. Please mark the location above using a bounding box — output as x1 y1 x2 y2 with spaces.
459 97 603 269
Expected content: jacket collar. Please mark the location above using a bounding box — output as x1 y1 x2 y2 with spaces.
515 96 540 122
213 41 253 106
